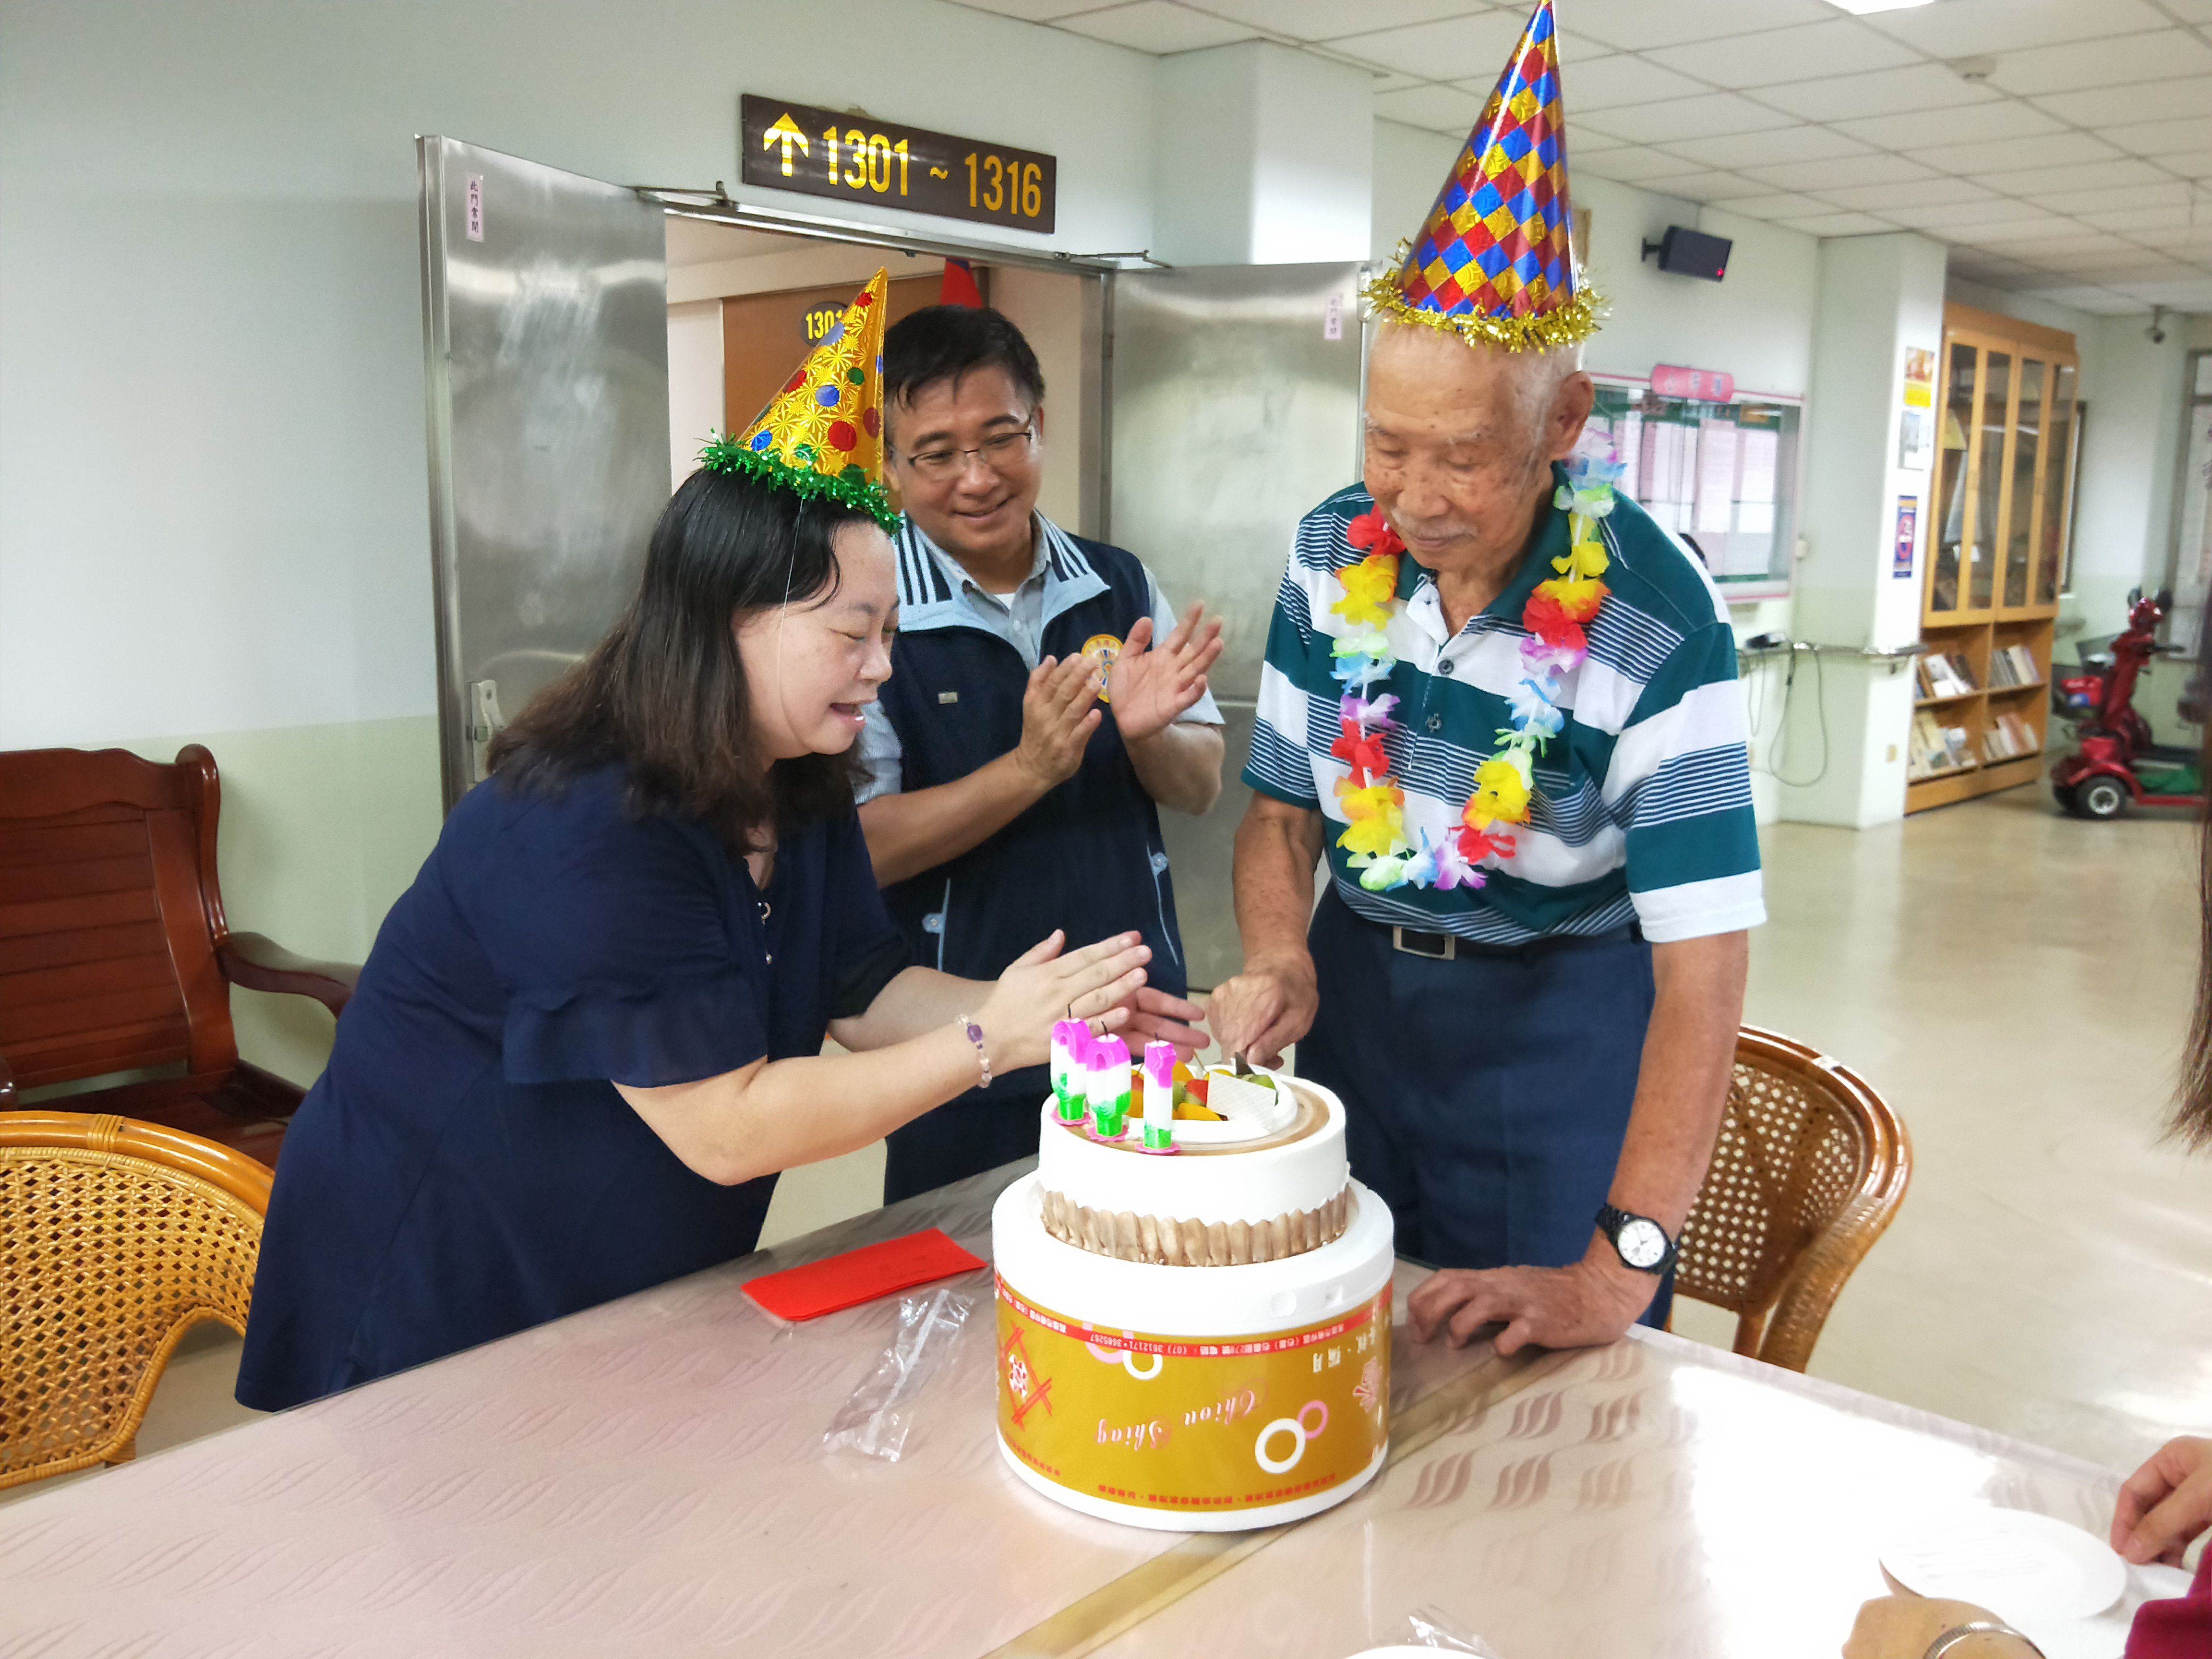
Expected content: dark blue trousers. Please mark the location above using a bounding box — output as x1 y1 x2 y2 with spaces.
1297 887 1671 1327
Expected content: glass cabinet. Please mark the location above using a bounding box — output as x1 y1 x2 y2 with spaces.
1909 303 2077 815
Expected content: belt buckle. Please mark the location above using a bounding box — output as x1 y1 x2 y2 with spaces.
1391 925 1456 962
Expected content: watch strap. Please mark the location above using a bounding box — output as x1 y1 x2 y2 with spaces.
1595 1203 1678 1275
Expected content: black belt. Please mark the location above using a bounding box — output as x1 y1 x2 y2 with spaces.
1381 917 1640 962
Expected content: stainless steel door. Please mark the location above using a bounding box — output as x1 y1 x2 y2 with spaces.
1107 263 1367 989
419 136 672 810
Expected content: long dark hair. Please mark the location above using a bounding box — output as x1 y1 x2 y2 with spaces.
2182 618 2212 1148
490 467 871 846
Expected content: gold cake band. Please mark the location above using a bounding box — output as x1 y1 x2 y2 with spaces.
1039 1185 1354 1267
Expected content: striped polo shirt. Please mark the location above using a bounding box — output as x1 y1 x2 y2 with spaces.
1245 475 1764 946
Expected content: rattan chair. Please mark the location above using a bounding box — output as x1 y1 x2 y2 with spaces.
1672 1025 1912 1373
0 1110 271 1490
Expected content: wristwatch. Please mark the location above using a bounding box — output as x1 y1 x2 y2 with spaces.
1595 1204 1677 1275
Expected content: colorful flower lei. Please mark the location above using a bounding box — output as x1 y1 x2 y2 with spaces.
1324 451 1624 892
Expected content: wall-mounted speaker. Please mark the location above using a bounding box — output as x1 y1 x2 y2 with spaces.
1640 226 1731 282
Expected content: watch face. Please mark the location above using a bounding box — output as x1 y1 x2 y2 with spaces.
1617 1218 1668 1269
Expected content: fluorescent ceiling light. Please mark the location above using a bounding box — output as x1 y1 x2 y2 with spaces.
1824 0 1936 13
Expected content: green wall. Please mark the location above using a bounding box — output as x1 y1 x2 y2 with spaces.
120 716 443 1087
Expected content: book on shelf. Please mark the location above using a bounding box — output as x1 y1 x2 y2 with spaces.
1908 712 1977 780
1917 650 1978 698
1980 711 2041 763
1987 645 2039 688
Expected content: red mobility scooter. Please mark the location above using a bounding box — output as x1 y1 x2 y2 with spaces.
2050 587 2203 819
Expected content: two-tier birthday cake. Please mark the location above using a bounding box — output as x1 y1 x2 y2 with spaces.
992 1027 1395 1531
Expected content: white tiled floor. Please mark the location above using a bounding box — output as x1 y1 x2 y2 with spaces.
8 786 2204 1511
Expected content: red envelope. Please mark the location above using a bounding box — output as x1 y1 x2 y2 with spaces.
742 1228 986 1322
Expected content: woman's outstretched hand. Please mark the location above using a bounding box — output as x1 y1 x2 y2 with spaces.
978 930 1151 1074
2114 1435 2212 1565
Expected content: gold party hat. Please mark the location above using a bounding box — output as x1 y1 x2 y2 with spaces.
700 268 895 527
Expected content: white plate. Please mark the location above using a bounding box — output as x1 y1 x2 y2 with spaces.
1880 1507 2128 1625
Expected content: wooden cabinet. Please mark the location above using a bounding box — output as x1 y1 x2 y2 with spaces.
1907 303 2079 815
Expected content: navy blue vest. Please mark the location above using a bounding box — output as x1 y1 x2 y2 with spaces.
880 525 1188 1108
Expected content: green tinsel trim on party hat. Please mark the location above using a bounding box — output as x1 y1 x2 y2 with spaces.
698 432 900 533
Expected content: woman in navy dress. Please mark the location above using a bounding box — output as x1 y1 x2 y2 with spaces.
236 467 1169 1410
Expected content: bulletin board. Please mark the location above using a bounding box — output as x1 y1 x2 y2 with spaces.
1585 374 1803 601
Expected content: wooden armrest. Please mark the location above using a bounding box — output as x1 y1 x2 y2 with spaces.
217 933 360 1019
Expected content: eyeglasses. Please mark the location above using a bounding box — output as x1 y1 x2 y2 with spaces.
897 427 1035 482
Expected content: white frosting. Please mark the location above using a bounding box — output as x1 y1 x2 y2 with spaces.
1034 1072 1348 1229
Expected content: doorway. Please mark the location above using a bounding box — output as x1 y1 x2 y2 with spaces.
661 216 1103 534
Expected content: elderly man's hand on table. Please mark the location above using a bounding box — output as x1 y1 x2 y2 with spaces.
1406 1245 1658 1354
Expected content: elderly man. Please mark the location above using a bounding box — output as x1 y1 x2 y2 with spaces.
858 302 1224 1202
1212 0 1762 1357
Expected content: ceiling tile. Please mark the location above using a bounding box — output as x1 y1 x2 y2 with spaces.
2004 280 2133 309
1645 18 1920 89
2166 0 2212 20
1371 83 1487 135
2024 180 2202 214
1904 132 2123 174
2104 275 2212 303
2129 224 2212 249
1830 102 2066 151
1629 170 1780 204
1540 53 1709 111
1659 126 1874 169
2032 77 2212 130
1363 69 1427 93
1743 63 1997 123
1860 0 2170 59
1329 11 1532 80
1774 210 1898 236
2069 204 2209 233
1937 214 2087 246
1985 27 2212 96
1053 2 1257 52
1715 192 1833 219
2104 116 2212 157
1975 157 2182 194
1815 176 1998 211
1575 92 1800 144
1575 146 1732 185
1739 153 1941 192
2159 150 2212 179
1886 196 2072 229
1567 128 1633 154
942 0 1106 18
1559 0 1837 52
1189 0 1477 41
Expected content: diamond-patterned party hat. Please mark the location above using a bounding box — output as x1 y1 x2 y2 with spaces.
1364 0 1600 352
700 268 896 528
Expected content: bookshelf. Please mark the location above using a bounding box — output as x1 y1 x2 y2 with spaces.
1906 303 2079 815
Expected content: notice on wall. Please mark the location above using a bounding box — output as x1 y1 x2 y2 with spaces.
1734 425 1777 536
1894 495 1918 580
1695 420 1738 534
1903 346 1936 409
1615 411 1645 489
1645 422 1683 530
1897 407 1934 472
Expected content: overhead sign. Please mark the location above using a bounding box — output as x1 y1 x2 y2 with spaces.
740 95 1056 234
1651 363 1734 402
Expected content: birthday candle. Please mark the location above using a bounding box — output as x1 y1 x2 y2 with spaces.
1142 1042 1175 1150
1051 1021 1087 1120
1088 1034 1131 1137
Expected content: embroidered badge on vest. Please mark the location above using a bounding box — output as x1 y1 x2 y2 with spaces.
1081 634 1123 703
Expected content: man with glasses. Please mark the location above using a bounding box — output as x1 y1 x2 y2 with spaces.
860 303 1225 1202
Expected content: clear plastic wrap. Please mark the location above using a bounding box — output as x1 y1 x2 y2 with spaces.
1402 1604 1501 1655
821 1287 974 1462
